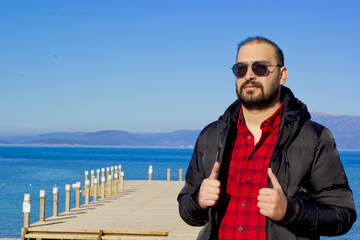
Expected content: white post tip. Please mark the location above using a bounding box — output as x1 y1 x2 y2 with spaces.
40 190 46 198
24 194 31 201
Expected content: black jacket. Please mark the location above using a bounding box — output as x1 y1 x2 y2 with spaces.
178 87 356 240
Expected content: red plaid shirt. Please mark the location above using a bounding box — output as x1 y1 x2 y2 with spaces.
218 104 282 240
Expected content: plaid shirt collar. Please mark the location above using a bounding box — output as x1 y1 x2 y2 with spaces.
238 103 283 133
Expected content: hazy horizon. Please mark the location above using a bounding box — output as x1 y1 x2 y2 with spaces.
1 110 359 138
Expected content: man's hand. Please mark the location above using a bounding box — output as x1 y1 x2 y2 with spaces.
257 168 287 221
198 162 221 209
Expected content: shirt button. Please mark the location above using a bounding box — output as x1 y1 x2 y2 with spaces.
239 227 243 231
245 180 249 184
242 203 246 207
247 136 251 140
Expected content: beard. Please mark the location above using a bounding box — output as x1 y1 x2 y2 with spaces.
237 80 280 110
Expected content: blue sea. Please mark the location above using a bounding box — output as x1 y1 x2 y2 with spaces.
0 146 359 239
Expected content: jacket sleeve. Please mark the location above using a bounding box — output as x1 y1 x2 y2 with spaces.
177 136 210 226
281 128 357 236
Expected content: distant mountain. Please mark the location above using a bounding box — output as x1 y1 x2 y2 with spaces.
0 139 10 144
133 130 201 147
0 112 359 149
2 132 83 144
78 130 148 146
311 112 360 149
1 130 201 147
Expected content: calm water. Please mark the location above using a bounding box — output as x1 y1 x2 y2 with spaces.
0 146 358 239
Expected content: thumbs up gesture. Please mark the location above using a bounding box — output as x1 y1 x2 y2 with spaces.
257 168 287 221
198 162 221 209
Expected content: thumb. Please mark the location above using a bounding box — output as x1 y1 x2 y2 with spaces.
209 162 220 179
268 168 281 190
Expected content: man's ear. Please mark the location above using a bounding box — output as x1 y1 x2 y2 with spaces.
279 66 288 85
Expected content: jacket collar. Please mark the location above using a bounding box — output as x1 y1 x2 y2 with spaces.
277 86 311 148
281 86 310 123
219 86 311 147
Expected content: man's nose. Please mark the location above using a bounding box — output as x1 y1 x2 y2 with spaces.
245 66 256 81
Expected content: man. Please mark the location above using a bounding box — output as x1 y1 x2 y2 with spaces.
177 36 356 240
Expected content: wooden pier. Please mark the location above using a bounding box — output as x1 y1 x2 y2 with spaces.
21 180 202 240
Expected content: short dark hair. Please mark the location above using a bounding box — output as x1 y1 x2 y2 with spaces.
237 36 284 66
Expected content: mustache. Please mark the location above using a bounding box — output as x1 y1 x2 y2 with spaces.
240 81 263 91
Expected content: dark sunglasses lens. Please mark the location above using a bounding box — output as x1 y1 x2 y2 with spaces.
252 62 268 76
232 63 247 78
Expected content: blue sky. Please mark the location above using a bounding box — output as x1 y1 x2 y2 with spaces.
1 0 359 136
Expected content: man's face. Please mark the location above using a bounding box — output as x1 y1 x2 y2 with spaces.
235 42 284 110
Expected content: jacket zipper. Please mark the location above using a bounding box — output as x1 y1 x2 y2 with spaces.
284 147 290 167
216 147 221 162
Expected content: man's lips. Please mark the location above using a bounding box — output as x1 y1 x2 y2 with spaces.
240 81 263 92
244 85 259 90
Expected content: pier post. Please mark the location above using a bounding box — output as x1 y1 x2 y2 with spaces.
23 194 31 228
101 168 105 182
85 180 90 205
115 166 118 178
76 182 81 208
53 187 59 217
108 175 112 196
106 167 110 183
101 176 106 199
111 166 114 180
85 171 89 184
179 169 183 181
167 169 171 182
21 227 28 240
97 169 100 185
148 165 153 181
39 190 46 222
93 178 98 202
120 171 124 192
119 165 122 175
114 173 119 194
65 184 71 212
91 170 95 188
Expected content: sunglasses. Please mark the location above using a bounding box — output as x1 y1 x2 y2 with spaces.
231 61 282 78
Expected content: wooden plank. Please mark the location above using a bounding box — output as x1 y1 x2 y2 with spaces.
102 236 167 240
27 228 100 233
26 228 168 236
25 233 99 240
102 230 168 236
